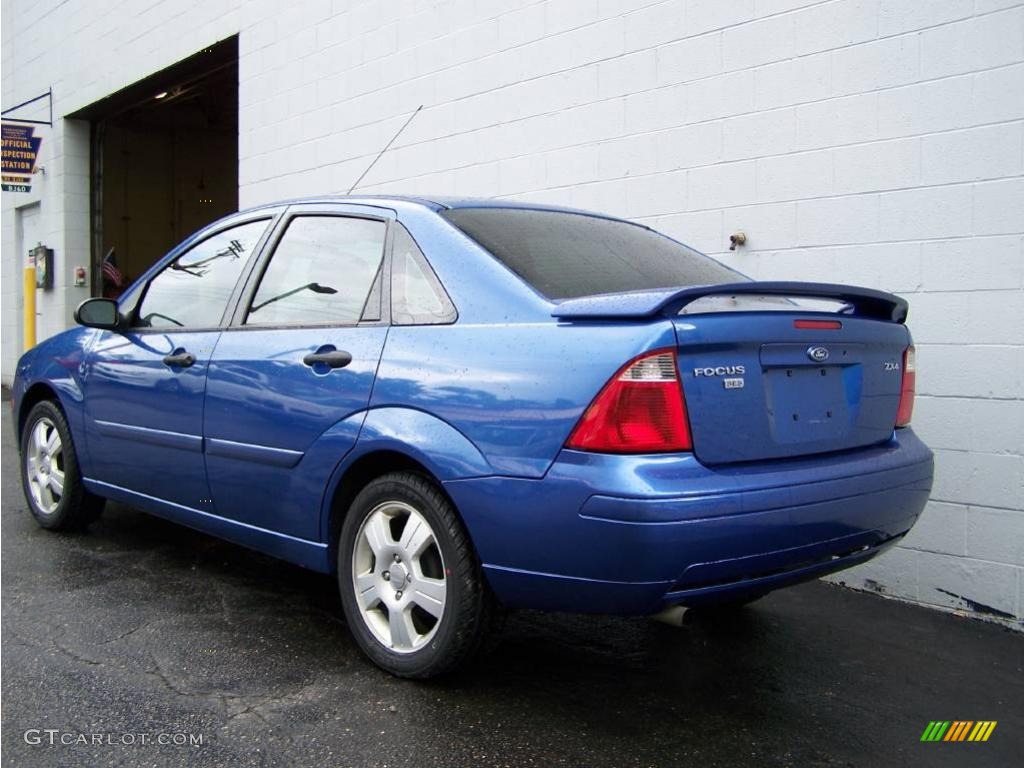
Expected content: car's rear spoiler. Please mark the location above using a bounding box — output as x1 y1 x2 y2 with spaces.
551 281 909 323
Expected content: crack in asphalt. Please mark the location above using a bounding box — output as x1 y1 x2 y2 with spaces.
96 621 158 646
52 639 105 667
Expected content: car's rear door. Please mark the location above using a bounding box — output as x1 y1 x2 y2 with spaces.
203 203 391 542
83 212 278 509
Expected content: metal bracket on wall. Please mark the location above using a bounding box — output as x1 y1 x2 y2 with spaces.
1 88 53 126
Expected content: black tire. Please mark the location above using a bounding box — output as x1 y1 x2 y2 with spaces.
19 400 105 531
337 471 498 679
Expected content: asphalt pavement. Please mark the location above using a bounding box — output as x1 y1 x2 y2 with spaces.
2 406 1021 767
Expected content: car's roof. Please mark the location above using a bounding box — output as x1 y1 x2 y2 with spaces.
238 194 629 222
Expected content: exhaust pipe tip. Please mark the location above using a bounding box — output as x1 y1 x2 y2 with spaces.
651 605 688 627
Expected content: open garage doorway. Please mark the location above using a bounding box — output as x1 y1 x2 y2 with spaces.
68 37 238 297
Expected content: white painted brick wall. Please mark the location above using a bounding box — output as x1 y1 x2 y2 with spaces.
3 0 1022 622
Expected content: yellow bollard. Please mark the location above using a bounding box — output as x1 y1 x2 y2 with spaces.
23 255 36 350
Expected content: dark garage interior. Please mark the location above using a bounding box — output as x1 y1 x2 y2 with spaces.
69 37 238 295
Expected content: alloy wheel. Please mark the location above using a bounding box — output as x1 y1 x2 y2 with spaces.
351 501 447 653
25 417 65 515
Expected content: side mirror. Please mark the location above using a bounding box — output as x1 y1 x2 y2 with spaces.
74 298 122 330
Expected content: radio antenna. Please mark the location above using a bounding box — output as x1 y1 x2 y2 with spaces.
347 104 423 194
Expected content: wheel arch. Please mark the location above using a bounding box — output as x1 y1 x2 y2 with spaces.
316 407 495 572
18 382 63 442
323 449 464 573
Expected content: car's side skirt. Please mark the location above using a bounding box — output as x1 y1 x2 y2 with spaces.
83 478 332 573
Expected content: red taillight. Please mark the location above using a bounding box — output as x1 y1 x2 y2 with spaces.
566 350 692 453
896 345 916 427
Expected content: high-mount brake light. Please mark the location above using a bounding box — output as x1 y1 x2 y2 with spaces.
565 350 692 453
895 345 916 427
794 319 842 329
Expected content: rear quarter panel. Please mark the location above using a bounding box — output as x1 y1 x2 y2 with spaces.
371 321 678 477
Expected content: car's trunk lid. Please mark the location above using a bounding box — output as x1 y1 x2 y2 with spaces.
674 312 908 464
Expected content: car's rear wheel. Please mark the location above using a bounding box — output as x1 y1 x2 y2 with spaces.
20 400 104 531
337 471 496 678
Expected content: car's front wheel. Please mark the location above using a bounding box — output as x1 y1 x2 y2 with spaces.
20 400 104 530
337 472 497 678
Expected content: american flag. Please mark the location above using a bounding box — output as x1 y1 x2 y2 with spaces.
101 248 124 288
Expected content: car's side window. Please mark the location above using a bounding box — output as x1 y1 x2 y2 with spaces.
245 216 386 327
134 220 270 329
391 224 457 325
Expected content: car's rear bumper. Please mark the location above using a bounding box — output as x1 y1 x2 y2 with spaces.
444 430 933 614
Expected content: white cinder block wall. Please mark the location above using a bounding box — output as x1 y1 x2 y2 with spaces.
3 0 1022 621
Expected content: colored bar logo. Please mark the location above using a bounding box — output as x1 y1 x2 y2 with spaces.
920 721 997 742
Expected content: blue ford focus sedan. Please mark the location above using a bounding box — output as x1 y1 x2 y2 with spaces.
13 196 933 677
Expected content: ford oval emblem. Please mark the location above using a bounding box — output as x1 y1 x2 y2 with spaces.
807 346 830 362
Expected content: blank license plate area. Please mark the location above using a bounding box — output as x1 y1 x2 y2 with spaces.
764 366 851 444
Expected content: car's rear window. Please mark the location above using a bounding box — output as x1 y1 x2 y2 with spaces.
441 207 744 300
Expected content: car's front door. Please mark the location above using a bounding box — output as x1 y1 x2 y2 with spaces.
203 204 391 542
83 214 276 509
